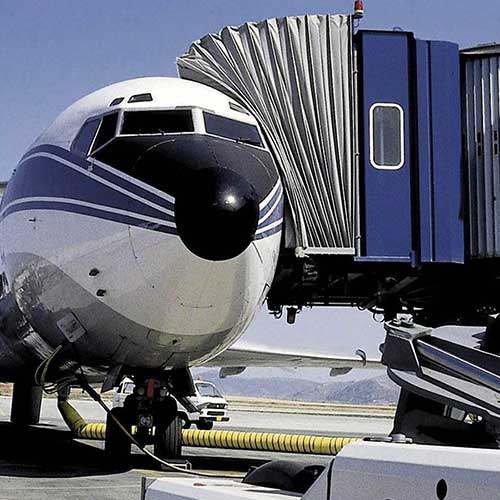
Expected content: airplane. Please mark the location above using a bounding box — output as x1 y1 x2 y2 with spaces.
0 76 378 459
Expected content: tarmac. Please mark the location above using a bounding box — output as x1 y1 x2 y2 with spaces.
0 396 394 499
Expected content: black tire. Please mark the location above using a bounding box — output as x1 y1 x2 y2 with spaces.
105 407 132 458
196 420 213 430
243 460 325 494
155 415 182 458
154 398 182 459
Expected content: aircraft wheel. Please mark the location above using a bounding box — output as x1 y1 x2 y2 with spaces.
196 420 213 430
105 407 132 458
154 398 182 459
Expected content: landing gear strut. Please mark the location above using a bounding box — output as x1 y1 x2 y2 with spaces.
104 376 182 460
10 381 42 425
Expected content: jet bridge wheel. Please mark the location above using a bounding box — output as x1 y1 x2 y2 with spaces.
105 407 132 458
153 397 182 459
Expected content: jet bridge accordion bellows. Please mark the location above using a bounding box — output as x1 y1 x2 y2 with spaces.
177 15 357 254
462 45 500 259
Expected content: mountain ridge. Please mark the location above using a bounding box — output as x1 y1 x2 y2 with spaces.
195 371 399 405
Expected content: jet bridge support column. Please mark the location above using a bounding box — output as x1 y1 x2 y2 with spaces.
10 381 42 425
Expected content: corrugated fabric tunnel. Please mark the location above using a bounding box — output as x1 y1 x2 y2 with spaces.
177 15 357 254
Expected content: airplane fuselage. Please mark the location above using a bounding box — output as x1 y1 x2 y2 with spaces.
0 77 283 379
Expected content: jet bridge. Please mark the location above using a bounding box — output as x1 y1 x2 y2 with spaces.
178 16 500 328
178 15 357 254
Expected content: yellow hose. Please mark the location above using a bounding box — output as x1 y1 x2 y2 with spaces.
58 399 359 455
182 428 359 455
58 400 107 439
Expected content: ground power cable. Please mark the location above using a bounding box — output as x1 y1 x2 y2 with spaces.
38 343 338 480
35 343 243 478
34 341 74 394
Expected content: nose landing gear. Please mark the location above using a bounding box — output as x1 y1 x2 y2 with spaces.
105 376 182 460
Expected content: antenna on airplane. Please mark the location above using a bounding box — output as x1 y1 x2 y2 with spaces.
353 0 364 19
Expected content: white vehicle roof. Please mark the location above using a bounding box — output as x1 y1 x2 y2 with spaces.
195 379 216 386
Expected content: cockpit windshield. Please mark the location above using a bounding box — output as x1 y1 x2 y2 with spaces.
204 112 263 147
121 110 194 135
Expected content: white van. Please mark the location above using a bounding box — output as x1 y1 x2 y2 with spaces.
113 378 229 430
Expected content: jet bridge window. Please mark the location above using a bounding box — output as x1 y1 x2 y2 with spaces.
204 112 263 147
370 103 404 169
121 110 194 135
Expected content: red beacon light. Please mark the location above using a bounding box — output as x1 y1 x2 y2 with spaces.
354 0 364 19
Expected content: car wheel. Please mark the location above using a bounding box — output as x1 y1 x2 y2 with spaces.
196 420 213 430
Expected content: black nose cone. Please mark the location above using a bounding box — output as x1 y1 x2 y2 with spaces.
175 168 259 261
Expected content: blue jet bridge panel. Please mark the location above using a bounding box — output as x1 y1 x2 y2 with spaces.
357 31 464 265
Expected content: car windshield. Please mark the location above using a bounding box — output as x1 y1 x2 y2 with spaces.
196 382 222 398
123 382 135 394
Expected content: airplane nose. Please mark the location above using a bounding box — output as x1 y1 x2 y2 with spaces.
175 167 259 261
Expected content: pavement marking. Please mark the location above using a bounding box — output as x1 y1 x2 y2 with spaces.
0 485 141 491
132 469 169 477
132 468 244 478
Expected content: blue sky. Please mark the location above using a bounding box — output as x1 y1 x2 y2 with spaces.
2 0 499 380
2 0 499 180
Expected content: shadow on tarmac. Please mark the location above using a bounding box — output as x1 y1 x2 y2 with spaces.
0 422 130 478
0 422 268 478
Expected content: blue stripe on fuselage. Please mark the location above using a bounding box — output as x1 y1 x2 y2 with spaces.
259 185 283 218
8 144 281 241
4 152 174 223
255 224 282 240
2 200 177 234
20 145 175 212
258 197 284 229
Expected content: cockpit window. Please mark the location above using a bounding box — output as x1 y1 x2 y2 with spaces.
128 93 153 103
109 97 124 107
71 113 118 157
121 110 194 135
204 112 263 147
91 112 118 153
71 118 100 156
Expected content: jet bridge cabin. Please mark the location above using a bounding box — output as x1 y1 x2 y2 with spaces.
177 16 500 326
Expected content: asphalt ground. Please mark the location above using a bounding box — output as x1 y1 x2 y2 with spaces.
0 396 393 499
